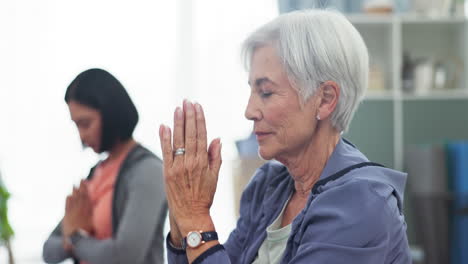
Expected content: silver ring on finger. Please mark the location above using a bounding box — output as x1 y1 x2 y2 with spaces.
174 148 186 156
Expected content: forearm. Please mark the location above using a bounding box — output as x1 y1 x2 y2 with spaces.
71 235 118 264
43 235 72 263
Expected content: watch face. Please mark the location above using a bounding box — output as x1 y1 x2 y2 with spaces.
187 231 202 248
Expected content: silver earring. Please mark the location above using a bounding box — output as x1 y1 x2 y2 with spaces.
316 114 321 121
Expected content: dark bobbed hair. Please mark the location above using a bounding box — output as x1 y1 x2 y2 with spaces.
64 68 139 152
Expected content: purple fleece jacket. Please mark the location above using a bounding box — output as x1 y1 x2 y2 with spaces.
167 138 411 264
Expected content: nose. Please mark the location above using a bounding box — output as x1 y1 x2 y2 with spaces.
78 129 87 145
244 92 261 121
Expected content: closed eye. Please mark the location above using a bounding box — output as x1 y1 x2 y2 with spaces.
76 120 91 129
260 91 273 98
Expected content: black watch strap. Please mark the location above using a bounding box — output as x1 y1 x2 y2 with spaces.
182 231 218 250
201 231 218 242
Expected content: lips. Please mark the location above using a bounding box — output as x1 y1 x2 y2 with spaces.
255 131 271 141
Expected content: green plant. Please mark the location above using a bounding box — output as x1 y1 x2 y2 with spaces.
0 181 13 242
0 175 14 264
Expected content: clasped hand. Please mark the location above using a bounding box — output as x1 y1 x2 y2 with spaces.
159 100 222 239
62 180 93 238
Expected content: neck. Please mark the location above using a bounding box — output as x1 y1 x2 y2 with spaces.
108 138 136 160
278 124 340 199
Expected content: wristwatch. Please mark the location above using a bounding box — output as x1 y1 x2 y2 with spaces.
181 230 218 250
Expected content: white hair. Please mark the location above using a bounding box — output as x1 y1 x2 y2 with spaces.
241 9 369 132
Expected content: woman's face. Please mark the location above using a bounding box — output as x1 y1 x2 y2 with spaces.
68 100 102 153
245 45 319 161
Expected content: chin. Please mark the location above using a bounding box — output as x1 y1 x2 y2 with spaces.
88 145 100 153
258 148 275 161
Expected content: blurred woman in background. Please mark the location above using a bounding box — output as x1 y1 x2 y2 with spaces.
43 68 167 264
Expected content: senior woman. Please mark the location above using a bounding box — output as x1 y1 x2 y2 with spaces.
160 9 411 264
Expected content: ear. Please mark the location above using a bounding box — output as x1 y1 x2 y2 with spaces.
317 81 340 121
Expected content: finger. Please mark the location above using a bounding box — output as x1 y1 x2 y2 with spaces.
194 103 208 160
76 185 84 205
173 105 185 164
78 180 86 195
159 124 174 168
81 180 89 195
184 100 197 163
208 138 222 177
67 194 76 210
66 195 72 210
80 182 90 203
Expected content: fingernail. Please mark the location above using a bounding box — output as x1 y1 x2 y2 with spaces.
165 126 171 137
195 103 202 113
176 107 182 119
187 101 194 113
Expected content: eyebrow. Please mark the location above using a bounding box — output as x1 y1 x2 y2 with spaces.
248 77 273 87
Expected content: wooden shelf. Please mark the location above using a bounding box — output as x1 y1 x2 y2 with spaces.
402 89 468 100
364 90 394 100
347 14 394 25
400 15 466 24
347 14 466 25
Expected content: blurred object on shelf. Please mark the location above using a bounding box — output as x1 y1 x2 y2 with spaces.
453 0 466 16
404 54 463 94
402 52 415 93
369 63 386 91
232 158 267 218
322 0 347 12
276 0 459 14
433 61 449 90
234 132 264 216
405 144 451 264
411 0 454 17
364 0 394 13
406 145 449 194
235 132 259 158
277 0 363 14
394 0 411 13
410 245 425 264
446 142 468 264
441 57 464 90
412 194 451 264
413 58 434 94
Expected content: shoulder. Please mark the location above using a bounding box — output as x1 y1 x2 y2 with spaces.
120 144 163 185
125 145 162 171
306 167 403 240
302 181 390 247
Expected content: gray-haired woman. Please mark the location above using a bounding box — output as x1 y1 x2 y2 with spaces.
161 9 411 264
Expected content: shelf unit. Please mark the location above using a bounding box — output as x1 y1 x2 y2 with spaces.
344 14 468 172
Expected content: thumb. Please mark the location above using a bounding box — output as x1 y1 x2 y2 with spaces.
208 138 222 176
